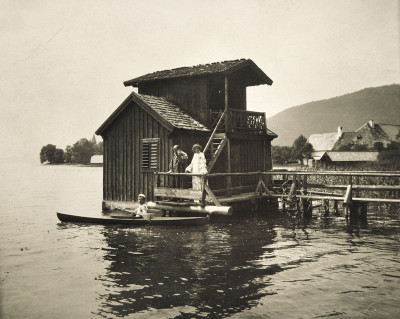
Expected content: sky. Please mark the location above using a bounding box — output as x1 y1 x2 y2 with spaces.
1 0 399 163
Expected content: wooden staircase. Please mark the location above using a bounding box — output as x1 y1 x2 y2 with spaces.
206 133 227 172
204 111 228 173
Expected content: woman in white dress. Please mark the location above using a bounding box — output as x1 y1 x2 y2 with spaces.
185 144 207 190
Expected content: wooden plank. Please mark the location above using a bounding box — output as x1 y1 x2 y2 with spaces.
119 116 123 201
260 171 400 177
134 104 140 200
112 128 116 201
204 183 221 206
104 137 108 200
109 133 113 200
127 105 132 201
154 187 203 200
123 109 127 201
139 106 143 199
218 192 256 203
305 184 400 191
268 194 344 201
226 138 232 196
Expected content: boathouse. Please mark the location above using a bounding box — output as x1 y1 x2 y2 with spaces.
96 59 277 208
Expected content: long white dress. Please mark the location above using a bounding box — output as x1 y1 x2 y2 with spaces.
186 152 207 190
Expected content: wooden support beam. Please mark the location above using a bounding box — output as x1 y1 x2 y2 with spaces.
343 185 353 207
354 175 360 198
254 179 263 197
201 175 207 206
224 75 229 133
288 178 297 202
261 180 273 196
204 183 221 206
226 138 232 197
255 173 273 196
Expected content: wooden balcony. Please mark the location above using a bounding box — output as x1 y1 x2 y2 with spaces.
210 109 266 135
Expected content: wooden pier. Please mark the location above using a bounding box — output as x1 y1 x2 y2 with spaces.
151 170 400 218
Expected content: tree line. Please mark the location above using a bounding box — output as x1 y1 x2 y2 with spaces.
272 135 313 165
40 135 103 165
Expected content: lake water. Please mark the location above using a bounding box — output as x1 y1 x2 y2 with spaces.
0 163 399 319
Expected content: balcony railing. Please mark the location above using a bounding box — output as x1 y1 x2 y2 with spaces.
210 109 266 134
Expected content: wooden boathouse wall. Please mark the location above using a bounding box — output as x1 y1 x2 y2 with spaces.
139 78 209 126
210 138 272 192
138 76 247 127
102 101 172 202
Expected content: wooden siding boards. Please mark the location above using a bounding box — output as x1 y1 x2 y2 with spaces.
139 78 209 125
105 101 179 202
133 106 138 200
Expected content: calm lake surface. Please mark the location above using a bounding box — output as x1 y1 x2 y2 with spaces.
1 163 399 319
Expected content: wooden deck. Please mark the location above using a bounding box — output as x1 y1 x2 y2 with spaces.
154 171 400 209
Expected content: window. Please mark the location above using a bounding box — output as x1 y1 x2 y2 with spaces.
142 138 159 170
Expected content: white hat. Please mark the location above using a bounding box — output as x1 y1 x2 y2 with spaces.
138 194 146 199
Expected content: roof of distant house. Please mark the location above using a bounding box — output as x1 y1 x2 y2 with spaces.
309 121 400 152
379 124 400 141
124 59 273 87
334 122 399 150
322 151 379 162
308 132 339 151
310 151 327 160
90 155 103 164
333 132 358 150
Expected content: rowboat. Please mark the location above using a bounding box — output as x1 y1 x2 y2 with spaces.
56 212 208 226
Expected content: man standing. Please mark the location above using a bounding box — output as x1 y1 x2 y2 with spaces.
168 145 188 188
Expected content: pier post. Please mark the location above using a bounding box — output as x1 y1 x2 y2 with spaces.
359 202 368 225
302 174 312 219
287 175 299 212
323 199 330 217
333 200 340 216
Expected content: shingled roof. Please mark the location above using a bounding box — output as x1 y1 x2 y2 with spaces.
96 92 209 136
136 93 209 132
124 59 273 87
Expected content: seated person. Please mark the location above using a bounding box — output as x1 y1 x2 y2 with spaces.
131 194 148 218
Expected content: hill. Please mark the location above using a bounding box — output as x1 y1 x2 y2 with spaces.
267 84 400 146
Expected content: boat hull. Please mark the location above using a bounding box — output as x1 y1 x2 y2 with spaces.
56 212 208 226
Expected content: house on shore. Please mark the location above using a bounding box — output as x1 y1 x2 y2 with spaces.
307 120 400 168
95 59 277 208
90 155 103 166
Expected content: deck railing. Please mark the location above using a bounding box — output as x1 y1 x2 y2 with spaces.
210 109 266 134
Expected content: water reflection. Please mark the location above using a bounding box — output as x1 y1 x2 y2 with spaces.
94 218 280 318
59 208 400 319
